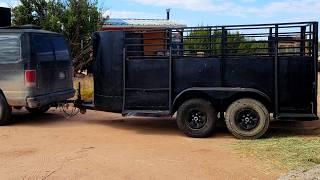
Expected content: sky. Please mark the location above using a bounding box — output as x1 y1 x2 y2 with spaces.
101 0 320 26
1 0 320 26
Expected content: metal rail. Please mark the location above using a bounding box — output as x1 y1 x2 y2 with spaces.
121 21 318 118
123 22 317 60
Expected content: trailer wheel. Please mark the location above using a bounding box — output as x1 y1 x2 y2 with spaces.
26 106 50 114
177 99 217 138
0 94 12 125
225 98 269 139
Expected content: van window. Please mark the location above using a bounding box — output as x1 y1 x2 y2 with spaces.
52 36 70 61
0 34 20 63
32 35 55 62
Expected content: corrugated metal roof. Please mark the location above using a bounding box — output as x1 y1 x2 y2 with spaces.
103 18 186 28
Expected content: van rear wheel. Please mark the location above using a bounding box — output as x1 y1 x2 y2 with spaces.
177 99 217 138
225 98 269 139
0 94 12 125
26 106 50 114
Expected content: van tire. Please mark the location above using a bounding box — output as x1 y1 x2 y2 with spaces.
26 106 50 114
0 94 12 125
225 98 269 139
177 99 217 138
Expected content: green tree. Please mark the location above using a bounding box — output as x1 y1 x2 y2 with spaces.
63 0 101 71
12 0 102 72
184 28 268 56
12 0 36 25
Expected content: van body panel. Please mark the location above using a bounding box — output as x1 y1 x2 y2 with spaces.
0 33 27 106
0 29 74 108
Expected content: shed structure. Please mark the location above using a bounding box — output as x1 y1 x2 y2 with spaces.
102 18 186 56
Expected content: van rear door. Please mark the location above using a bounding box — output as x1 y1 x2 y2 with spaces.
31 34 56 95
51 35 73 92
31 33 73 96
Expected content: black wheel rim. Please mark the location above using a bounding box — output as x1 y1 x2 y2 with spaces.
235 108 260 131
186 109 207 129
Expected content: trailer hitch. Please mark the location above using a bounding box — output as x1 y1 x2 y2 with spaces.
52 82 87 119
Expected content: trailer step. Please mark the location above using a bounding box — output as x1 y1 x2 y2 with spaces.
122 110 170 117
277 113 318 120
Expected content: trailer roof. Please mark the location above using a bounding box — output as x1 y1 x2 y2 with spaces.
103 18 186 29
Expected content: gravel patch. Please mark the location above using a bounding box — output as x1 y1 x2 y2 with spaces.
279 165 320 180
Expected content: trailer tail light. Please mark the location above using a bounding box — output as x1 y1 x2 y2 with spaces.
25 70 36 87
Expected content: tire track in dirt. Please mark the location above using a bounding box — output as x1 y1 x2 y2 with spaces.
27 146 97 180
0 110 282 179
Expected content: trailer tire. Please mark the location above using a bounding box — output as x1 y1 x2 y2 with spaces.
0 94 12 125
225 98 269 139
26 106 50 114
177 99 217 138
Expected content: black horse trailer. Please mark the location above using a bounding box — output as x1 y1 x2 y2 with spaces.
77 21 319 139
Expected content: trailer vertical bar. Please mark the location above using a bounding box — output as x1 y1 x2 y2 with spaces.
309 25 312 56
221 27 227 57
274 24 279 119
300 26 306 56
209 27 212 57
122 47 126 113
180 29 184 56
168 29 173 112
213 28 217 56
169 46 172 112
313 22 318 114
221 27 227 87
268 27 273 54
77 82 81 101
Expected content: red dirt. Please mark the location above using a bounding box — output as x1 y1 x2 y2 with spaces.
0 109 282 179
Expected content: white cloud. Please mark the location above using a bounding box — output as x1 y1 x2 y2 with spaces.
103 10 163 19
128 0 320 19
131 0 219 12
263 0 320 15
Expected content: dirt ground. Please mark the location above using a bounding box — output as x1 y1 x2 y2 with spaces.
0 109 286 180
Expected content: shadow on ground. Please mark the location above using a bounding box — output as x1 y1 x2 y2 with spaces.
90 117 237 138
84 117 320 138
8 110 320 138
266 120 320 137
9 109 66 126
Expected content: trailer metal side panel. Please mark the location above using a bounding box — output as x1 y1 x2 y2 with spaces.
92 22 318 119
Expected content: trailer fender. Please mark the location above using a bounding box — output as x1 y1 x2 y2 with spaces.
171 87 272 114
0 89 5 99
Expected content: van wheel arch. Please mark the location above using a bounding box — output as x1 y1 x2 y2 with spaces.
0 89 9 107
0 90 12 125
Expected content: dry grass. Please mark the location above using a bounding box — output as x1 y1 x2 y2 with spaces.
232 135 320 171
73 75 94 101
233 74 320 171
